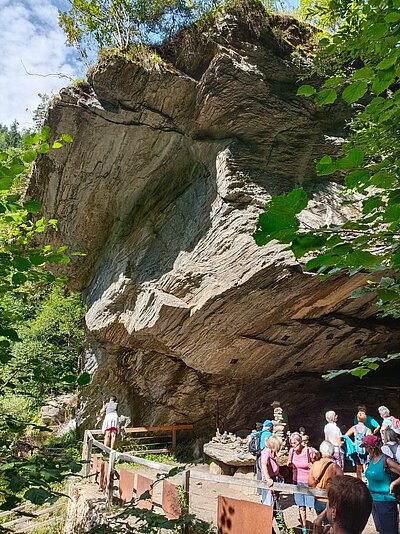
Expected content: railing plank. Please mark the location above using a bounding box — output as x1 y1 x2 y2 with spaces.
90 424 193 436
189 470 327 498
0 504 33 518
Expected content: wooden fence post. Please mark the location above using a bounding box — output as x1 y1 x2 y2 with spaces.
106 450 116 509
85 436 93 478
81 430 89 461
182 469 190 534
171 429 177 452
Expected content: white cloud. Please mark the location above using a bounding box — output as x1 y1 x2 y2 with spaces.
0 0 83 128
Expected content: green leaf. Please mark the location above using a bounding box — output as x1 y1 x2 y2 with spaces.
315 88 337 106
351 67 374 80
60 133 73 143
385 11 400 22
363 196 382 214
77 372 91 386
316 155 337 176
371 170 396 188
0 152 8 161
351 367 371 378
364 23 387 40
52 141 63 149
305 253 339 271
345 170 371 189
22 150 37 163
40 126 51 141
372 69 395 95
377 288 400 302
24 488 52 505
0 177 12 191
346 250 380 269
12 272 28 285
297 85 317 96
63 374 77 383
342 81 368 104
37 143 50 154
291 234 327 259
24 133 41 147
337 148 364 169
376 51 399 70
24 199 41 213
0 327 20 341
13 257 31 271
324 76 346 88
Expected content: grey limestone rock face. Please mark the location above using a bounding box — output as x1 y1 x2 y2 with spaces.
29 7 400 438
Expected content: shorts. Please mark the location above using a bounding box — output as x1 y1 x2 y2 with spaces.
294 482 315 508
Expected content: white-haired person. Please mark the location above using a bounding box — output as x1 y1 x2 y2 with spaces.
309 440 343 518
378 405 400 436
324 410 343 469
288 431 316 534
382 427 400 462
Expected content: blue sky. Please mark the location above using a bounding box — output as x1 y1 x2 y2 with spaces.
0 0 300 128
0 0 83 127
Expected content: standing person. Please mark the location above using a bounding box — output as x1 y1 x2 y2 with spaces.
363 434 400 534
288 431 315 534
353 404 380 434
260 435 282 506
260 419 274 450
312 475 372 534
345 411 371 479
378 405 400 435
98 395 119 450
324 411 343 469
309 441 343 517
382 428 400 462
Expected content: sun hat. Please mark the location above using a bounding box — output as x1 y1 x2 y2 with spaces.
263 419 273 428
362 435 382 448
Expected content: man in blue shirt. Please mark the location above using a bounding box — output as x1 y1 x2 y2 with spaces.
353 405 380 434
260 419 273 450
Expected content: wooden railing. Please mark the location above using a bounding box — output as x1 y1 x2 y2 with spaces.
90 424 193 454
82 429 327 510
0 503 63 533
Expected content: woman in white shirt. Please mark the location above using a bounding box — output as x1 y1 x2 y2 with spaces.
324 410 343 469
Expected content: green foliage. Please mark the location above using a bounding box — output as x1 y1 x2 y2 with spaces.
0 128 88 509
1 287 85 399
59 0 224 58
0 121 24 152
323 353 400 380
255 0 400 375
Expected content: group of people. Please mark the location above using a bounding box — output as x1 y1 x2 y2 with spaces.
256 404 400 534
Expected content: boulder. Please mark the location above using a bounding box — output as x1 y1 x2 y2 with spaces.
29 3 400 437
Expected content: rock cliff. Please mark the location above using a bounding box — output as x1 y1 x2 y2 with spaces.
29 2 400 438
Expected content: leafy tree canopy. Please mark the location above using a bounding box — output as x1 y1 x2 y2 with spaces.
254 0 400 376
59 0 223 57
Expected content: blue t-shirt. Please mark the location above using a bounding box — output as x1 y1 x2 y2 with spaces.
353 414 379 431
365 455 396 502
260 429 272 449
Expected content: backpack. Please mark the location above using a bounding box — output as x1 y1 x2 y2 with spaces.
248 431 262 457
384 453 400 502
389 416 400 430
354 425 368 455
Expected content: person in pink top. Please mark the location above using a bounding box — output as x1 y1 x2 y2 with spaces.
260 435 282 507
288 432 316 534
